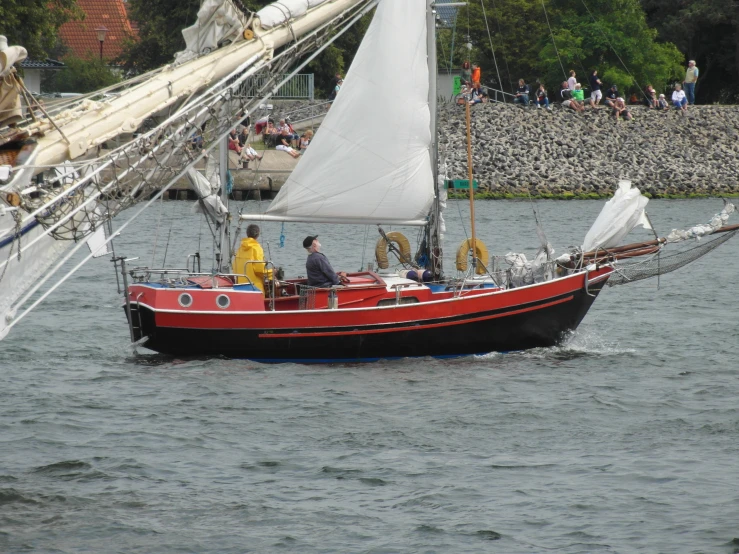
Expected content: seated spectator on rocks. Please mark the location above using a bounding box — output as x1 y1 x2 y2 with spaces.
603 85 619 108
240 144 263 167
468 84 488 105
276 136 300 158
571 83 585 103
628 92 640 105
278 118 299 147
456 84 471 105
513 79 530 106
560 82 585 112
237 125 250 147
262 120 279 147
228 129 242 155
299 130 313 154
672 83 688 115
612 97 632 120
535 83 551 110
254 116 269 135
657 93 669 110
643 84 658 108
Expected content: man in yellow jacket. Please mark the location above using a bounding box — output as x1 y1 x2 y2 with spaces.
234 224 273 294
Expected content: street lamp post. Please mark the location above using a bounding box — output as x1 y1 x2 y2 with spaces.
95 26 108 61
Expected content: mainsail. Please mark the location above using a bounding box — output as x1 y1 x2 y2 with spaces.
261 0 434 225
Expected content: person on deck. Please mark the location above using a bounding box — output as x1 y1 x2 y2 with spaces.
304 236 348 288
684 60 699 104
235 224 273 294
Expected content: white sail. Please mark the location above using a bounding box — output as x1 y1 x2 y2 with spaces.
263 0 434 225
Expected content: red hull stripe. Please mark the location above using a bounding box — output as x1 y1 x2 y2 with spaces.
258 295 574 338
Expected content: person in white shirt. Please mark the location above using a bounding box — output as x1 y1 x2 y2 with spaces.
672 83 688 115
567 69 577 91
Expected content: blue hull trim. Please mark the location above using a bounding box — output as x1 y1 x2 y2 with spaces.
0 219 40 250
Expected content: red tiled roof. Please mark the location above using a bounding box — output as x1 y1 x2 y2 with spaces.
58 0 137 61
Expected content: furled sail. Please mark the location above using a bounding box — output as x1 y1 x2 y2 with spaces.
263 0 434 225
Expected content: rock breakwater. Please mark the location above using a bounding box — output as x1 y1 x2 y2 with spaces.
438 103 739 198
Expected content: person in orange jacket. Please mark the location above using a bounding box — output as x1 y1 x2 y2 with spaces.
471 63 481 86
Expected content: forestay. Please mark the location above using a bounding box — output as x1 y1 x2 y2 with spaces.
259 0 435 225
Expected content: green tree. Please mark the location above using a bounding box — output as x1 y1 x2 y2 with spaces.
442 0 682 98
308 10 373 97
641 0 739 102
120 0 202 72
46 55 122 93
0 0 83 59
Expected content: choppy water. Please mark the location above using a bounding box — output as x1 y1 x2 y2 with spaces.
1 198 738 553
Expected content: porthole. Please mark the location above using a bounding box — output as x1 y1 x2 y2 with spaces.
178 293 193 307
216 294 231 309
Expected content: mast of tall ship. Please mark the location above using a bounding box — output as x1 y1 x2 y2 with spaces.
428 2 468 279
427 0 442 278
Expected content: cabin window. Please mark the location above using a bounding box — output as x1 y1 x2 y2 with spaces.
216 294 231 309
377 297 419 307
178 293 193 307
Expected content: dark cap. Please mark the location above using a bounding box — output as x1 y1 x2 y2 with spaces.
303 235 318 248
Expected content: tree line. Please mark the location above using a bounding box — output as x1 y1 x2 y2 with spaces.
1 0 736 103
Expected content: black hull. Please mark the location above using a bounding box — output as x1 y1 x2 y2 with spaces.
127 283 606 363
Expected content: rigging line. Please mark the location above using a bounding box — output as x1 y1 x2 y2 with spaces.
438 28 449 72
541 0 567 81
161 196 179 267
149 192 165 267
448 13 457 75
359 225 370 271
479 0 504 97
577 0 645 98
487 0 514 94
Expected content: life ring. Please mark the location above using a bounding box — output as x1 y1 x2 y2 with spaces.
375 232 412 269
456 238 489 275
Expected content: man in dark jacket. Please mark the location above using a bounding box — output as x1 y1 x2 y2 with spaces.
303 235 347 287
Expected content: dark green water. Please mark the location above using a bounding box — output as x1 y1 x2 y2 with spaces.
1 199 737 553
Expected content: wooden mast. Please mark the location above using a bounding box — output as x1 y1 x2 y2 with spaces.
464 99 477 271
